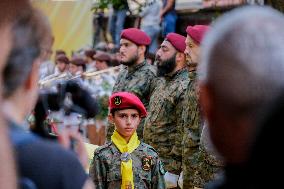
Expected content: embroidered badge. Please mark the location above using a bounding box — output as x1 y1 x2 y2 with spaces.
142 156 152 171
114 96 122 105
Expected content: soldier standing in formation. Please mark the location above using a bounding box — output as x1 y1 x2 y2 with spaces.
90 92 166 189
107 28 158 140
143 33 189 188
181 25 223 189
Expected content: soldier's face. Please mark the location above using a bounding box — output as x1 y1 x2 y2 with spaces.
109 108 141 141
119 39 139 66
185 35 200 66
156 41 177 76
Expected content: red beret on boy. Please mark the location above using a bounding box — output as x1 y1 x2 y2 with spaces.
165 33 186 53
109 92 147 118
121 28 151 46
186 25 210 44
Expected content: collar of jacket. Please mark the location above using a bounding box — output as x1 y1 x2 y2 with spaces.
165 66 187 80
127 60 146 75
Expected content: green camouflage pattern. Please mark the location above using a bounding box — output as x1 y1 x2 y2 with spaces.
107 61 158 140
191 144 224 188
182 70 223 188
89 142 166 189
181 70 202 189
143 68 190 175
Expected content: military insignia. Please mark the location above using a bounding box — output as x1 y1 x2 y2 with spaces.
114 96 122 105
120 152 131 162
142 156 152 171
159 161 166 175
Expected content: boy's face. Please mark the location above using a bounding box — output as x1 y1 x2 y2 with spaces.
109 108 141 140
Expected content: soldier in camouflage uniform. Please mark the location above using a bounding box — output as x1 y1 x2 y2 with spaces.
106 28 158 140
90 92 166 189
182 25 223 189
143 33 189 188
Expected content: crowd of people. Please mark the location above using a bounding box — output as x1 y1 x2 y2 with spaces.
0 1 284 189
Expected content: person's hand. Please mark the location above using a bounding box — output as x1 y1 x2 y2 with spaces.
159 10 164 21
58 128 88 169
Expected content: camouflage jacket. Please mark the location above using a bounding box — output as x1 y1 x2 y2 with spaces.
89 142 166 189
182 70 223 188
181 70 202 188
143 68 190 174
107 61 158 140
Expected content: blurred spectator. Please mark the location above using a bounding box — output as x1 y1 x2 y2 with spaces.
160 0 177 36
92 9 108 47
39 36 55 80
108 0 129 46
86 51 117 146
245 92 284 188
140 0 162 54
94 52 112 71
198 6 284 189
84 49 96 72
55 54 70 74
3 6 94 189
55 49 66 59
69 58 86 76
0 1 33 188
95 41 108 52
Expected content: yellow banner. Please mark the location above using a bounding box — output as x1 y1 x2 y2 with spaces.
32 0 93 57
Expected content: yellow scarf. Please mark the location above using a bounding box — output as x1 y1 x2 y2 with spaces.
111 130 140 189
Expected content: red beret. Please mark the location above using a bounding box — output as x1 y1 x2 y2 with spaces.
165 33 186 53
186 25 210 44
109 92 147 118
121 28 151 46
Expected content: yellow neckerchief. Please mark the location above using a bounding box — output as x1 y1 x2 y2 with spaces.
111 130 140 189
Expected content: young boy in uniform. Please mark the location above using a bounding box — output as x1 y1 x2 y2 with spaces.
90 92 166 189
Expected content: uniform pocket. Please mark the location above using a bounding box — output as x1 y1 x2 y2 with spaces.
106 170 121 189
138 171 152 189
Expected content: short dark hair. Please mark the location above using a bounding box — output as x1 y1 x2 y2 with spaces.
3 8 52 98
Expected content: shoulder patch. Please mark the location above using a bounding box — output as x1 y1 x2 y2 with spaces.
94 142 112 155
141 142 159 156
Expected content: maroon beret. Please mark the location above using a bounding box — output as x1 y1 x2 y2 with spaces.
93 52 111 62
109 92 147 118
121 28 151 46
165 33 186 53
84 49 96 60
70 58 86 66
56 54 69 64
55 49 66 56
186 25 210 44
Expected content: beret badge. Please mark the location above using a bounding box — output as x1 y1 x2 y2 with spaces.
114 96 122 106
